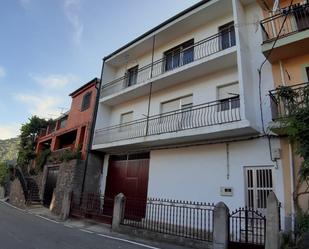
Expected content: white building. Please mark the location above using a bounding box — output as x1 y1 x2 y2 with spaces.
92 0 288 230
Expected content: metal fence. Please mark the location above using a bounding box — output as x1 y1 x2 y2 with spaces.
269 82 309 120
260 3 309 42
229 207 266 246
70 192 114 224
93 97 241 145
101 27 236 98
121 198 215 242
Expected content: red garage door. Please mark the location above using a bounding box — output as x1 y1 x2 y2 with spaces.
104 153 150 217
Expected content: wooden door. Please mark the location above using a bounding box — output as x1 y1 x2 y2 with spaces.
104 154 150 218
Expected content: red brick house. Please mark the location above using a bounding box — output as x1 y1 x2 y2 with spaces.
35 78 99 160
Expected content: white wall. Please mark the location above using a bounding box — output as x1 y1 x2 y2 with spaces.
105 67 238 126
108 14 235 81
233 0 275 131
147 137 285 216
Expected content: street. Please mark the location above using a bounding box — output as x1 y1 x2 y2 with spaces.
0 202 183 249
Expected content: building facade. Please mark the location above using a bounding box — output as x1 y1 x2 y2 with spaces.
91 0 302 231
258 0 309 229
36 78 99 160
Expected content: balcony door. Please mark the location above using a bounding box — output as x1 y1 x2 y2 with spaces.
164 39 194 72
219 22 236 50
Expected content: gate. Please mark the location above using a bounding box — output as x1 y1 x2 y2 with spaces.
70 192 113 225
43 167 59 207
229 207 266 249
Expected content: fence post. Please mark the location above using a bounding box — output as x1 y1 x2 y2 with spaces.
265 191 280 249
213 202 229 249
112 193 126 231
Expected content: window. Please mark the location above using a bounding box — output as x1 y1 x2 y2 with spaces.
294 4 309 31
58 116 68 129
81 92 92 111
120 111 133 132
218 83 240 111
219 22 236 50
245 167 274 210
126 65 139 87
164 39 194 72
161 95 193 114
161 95 193 128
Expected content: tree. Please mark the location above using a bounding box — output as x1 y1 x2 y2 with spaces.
0 162 8 187
17 116 49 173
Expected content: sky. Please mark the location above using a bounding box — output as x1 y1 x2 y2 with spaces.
0 0 200 139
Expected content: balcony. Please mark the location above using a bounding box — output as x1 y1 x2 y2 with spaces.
269 82 309 121
92 97 260 151
101 28 236 102
260 3 309 62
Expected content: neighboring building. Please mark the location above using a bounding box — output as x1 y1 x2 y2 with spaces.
36 78 99 160
34 78 100 208
259 0 309 228
91 0 305 231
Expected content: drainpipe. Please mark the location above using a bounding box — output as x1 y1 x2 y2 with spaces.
80 60 105 198
145 35 156 136
288 142 295 233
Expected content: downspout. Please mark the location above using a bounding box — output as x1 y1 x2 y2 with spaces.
289 142 295 232
145 35 155 136
81 60 105 198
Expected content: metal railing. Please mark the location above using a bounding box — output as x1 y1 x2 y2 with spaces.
121 198 215 242
260 3 309 42
229 207 266 246
93 97 241 145
70 192 114 224
269 82 309 120
101 27 236 98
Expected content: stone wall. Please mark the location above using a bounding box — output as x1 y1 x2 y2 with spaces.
48 159 85 216
9 178 26 209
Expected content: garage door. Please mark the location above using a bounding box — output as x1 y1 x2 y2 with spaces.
43 167 59 207
104 153 150 217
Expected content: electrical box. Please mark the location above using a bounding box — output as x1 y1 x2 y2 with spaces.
220 187 233 196
272 148 281 160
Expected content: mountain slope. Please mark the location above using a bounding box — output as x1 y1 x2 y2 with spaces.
0 137 20 163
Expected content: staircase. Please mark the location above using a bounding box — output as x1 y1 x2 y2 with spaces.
14 167 42 205
25 177 42 205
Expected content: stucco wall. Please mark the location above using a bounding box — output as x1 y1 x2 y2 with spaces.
99 67 238 127
110 13 234 80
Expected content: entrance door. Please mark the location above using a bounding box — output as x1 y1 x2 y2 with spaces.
104 153 150 217
43 167 59 207
245 167 274 214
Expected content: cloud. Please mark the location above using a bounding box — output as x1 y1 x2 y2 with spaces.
63 0 83 45
31 73 78 88
0 124 20 139
0 66 6 78
14 93 62 119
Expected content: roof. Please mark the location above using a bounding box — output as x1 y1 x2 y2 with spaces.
69 77 100 97
103 0 211 61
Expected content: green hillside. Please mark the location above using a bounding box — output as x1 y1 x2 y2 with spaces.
0 137 20 163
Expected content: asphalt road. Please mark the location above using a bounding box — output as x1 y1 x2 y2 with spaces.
0 202 164 249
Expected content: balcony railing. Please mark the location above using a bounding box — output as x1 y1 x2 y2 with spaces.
269 82 309 120
260 3 309 42
101 27 236 98
93 97 241 145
